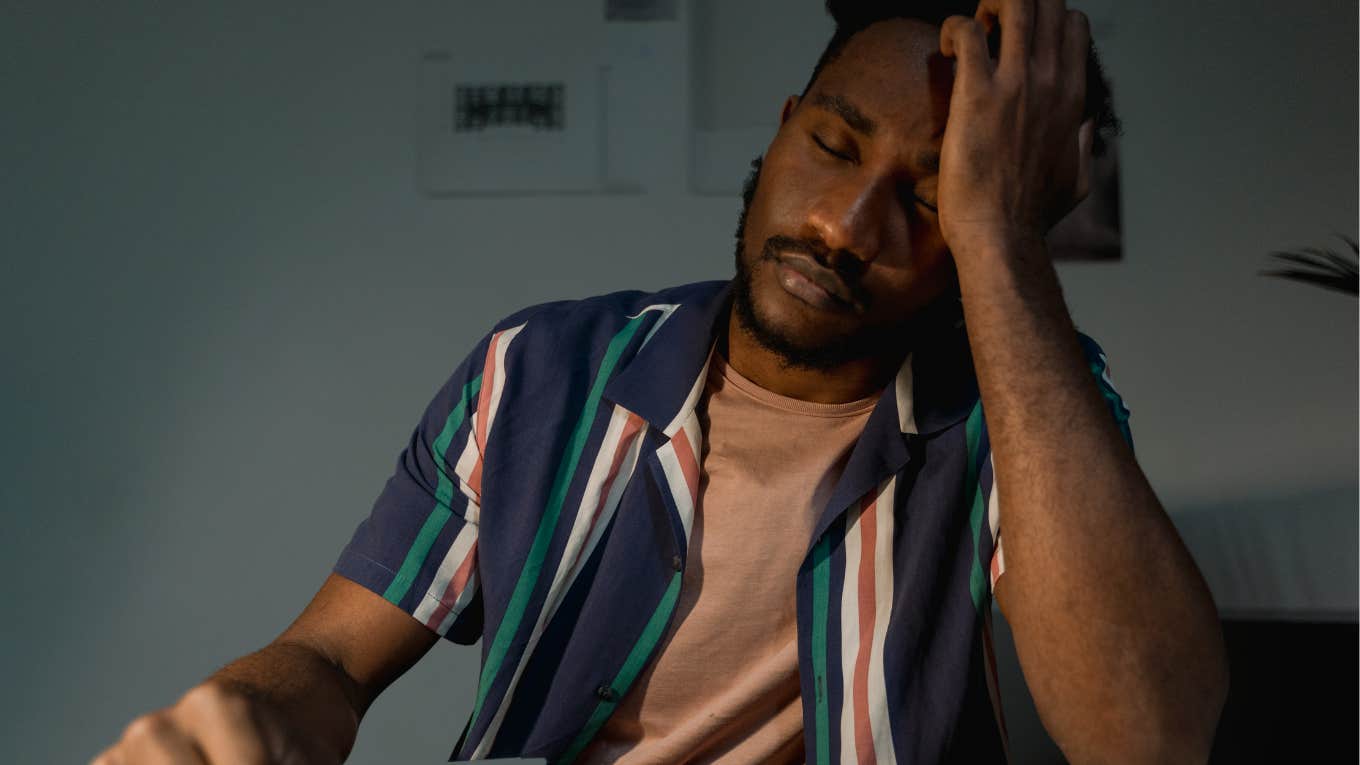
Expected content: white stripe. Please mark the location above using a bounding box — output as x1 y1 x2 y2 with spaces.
839 500 863 765
986 455 1000 543
437 570 480 636
454 411 481 503
987 455 1004 585
413 522 480 626
470 404 645 758
483 323 525 437
867 478 898 763
657 436 695 544
680 411 701 463
450 324 524 511
556 406 637 592
991 539 1006 590
578 421 647 582
894 352 917 434
626 303 679 349
662 346 714 438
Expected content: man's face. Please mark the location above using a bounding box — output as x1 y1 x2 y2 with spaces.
733 18 961 370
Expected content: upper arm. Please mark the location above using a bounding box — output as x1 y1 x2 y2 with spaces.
274 572 441 715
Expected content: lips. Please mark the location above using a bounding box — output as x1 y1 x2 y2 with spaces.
774 253 861 313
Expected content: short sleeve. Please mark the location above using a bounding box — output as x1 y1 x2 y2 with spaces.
333 326 515 645
987 332 1134 592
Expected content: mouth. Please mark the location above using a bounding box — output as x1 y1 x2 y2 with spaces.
773 253 862 315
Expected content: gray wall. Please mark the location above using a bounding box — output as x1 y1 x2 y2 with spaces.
3 1 1355 763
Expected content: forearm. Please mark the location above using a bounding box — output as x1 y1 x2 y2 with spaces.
205 640 364 763
954 238 1228 762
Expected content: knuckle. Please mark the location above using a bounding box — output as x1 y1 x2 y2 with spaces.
121 712 170 742
182 681 232 711
182 681 257 726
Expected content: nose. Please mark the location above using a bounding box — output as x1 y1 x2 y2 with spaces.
805 173 892 264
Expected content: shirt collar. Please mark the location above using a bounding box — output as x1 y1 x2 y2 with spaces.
604 279 978 439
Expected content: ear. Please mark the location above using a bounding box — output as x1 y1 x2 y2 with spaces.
780 95 800 126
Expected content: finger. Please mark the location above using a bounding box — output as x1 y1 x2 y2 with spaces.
974 0 1036 75
177 684 271 765
939 16 994 87
1060 9 1091 118
1032 0 1067 75
119 714 208 764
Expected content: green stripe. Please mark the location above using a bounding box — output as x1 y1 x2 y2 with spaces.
964 402 989 613
1088 355 1135 452
382 374 483 606
810 533 832 765
468 314 647 743
554 571 683 765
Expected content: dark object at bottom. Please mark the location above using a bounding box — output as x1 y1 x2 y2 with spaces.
1211 618 1358 762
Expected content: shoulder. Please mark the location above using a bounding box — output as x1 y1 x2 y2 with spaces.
1074 331 1113 372
484 280 725 355
1072 329 1134 447
491 280 724 331
1072 329 1123 396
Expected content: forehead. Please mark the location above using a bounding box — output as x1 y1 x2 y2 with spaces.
805 18 954 139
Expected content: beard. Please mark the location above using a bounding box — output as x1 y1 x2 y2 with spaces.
730 156 958 372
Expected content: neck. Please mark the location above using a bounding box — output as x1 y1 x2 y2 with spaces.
721 289 964 405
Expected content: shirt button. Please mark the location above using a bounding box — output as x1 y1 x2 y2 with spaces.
671 555 682 571
595 685 618 702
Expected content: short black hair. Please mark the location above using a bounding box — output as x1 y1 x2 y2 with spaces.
802 0 1122 157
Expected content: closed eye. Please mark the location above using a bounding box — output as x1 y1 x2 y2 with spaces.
899 187 938 214
812 134 855 163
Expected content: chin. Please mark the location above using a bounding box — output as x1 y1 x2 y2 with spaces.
734 265 879 371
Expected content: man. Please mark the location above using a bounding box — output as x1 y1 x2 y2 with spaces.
94 1 1228 763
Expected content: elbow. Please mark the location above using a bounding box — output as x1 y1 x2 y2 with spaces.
1058 634 1232 764
1194 632 1231 758
1139 602 1232 761
1144 627 1231 763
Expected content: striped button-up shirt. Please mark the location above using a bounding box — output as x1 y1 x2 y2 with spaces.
333 279 1133 764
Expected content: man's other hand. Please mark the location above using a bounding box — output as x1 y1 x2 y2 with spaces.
91 680 326 765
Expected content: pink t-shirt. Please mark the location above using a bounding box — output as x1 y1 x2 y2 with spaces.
578 353 879 764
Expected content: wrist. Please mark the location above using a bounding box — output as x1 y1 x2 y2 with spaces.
951 231 1048 278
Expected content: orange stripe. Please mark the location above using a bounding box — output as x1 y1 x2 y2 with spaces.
671 426 700 504
467 331 502 495
426 539 479 631
853 495 879 765
564 411 645 577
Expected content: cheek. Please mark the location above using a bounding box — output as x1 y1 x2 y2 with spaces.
751 148 823 231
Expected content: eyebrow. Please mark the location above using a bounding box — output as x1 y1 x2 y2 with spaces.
810 93 876 136
809 92 941 174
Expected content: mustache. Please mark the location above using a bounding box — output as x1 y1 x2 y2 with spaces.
759 234 870 306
